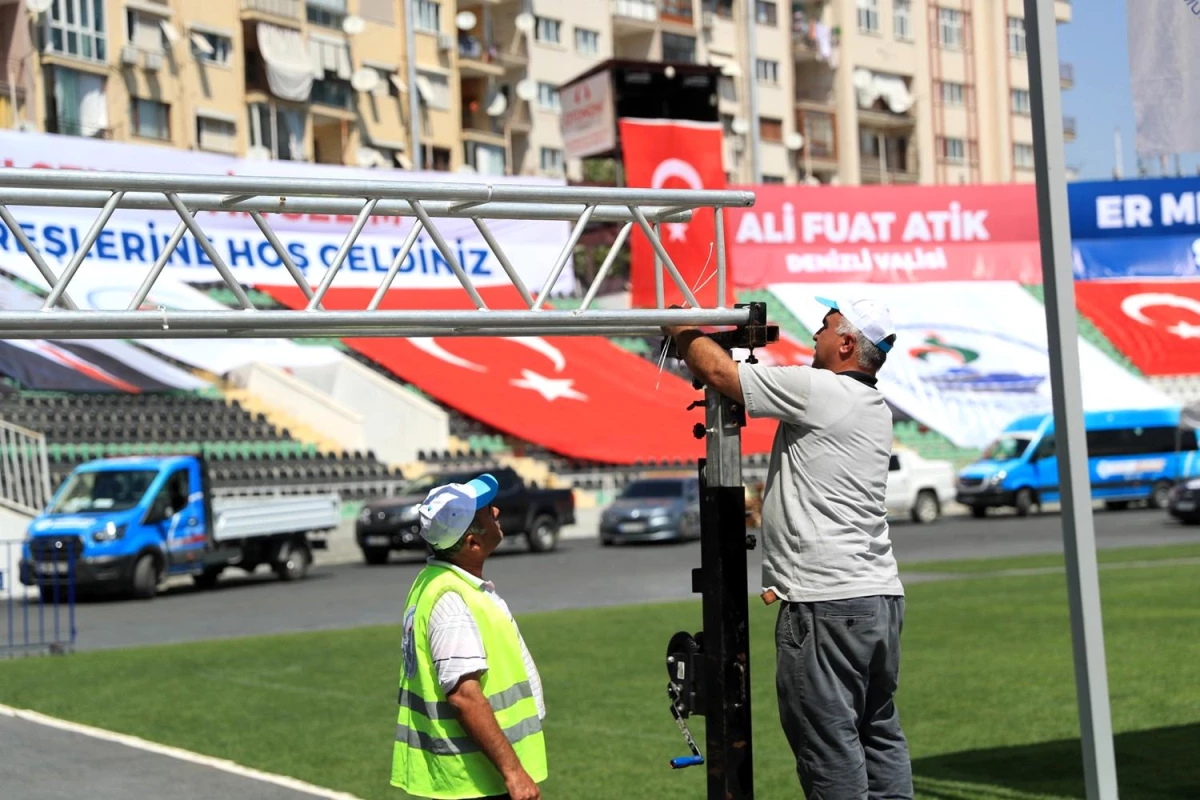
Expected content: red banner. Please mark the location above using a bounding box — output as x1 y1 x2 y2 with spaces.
620 119 730 308
259 285 778 464
728 183 1043 287
1074 280 1200 376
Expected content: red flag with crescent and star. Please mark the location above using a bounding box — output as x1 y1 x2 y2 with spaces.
259 285 778 464
619 118 731 309
1073 279 1200 376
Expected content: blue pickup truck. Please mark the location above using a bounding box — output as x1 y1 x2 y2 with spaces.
20 455 340 600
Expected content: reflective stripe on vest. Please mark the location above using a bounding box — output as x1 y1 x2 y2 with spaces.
396 714 543 756
398 680 534 722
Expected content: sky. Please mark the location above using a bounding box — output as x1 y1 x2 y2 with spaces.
1059 0 1200 181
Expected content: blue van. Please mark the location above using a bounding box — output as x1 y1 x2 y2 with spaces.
956 408 1200 517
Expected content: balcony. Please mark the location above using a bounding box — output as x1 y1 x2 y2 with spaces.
860 163 919 184
495 30 528 70
1060 62 1073 89
241 0 302 24
461 108 506 145
1063 115 1076 142
458 34 505 78
611 0 658 34
792 16 834 65
796 105 837 165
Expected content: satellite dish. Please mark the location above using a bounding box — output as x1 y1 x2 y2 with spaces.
515 79 537 102
514 12 534 32
342 15 365 34
784 132 804 150
350 68 380 92
730 118 750 136
26 0 52 14
456 11 477 30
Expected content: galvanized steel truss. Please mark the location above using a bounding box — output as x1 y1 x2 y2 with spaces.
0 168 755 339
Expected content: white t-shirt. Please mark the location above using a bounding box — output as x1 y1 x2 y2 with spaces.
738 363 904 603
424 559 545 719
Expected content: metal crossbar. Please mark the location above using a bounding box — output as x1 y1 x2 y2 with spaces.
0 168 754 339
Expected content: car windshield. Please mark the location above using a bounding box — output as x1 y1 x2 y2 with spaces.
49 469 158 514
982 435 1034 462
621 480 688 499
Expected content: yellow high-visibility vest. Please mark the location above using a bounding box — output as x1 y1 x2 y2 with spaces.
391 564 548 799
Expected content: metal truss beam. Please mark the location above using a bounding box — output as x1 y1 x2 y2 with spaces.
0 168 755 339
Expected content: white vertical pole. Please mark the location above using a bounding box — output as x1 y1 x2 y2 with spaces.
407 0 423 170
1113 128 1123 180
1023 2 1119 799
746 3 762 184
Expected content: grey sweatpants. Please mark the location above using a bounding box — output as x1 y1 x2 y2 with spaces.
775 595 914 800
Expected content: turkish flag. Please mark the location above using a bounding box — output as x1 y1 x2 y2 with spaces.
620 119 730 309
1074 280 1200 376
259 285 778 464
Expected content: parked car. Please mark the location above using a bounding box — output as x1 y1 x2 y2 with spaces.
886 448 957 524
599 476 701 546
1167 478 1200 525
356 466 575 563
21 455 339 600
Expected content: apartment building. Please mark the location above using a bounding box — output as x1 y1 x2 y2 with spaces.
795 0 1074 186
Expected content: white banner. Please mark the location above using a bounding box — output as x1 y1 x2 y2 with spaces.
0 252 343 376
769 281 1176 449
559 69 616 161
1127 1 1200 159
0 131 576 294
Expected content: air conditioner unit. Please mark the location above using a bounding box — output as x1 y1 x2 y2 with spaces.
143 51 164 72
437 32 454 51
120 44 139 66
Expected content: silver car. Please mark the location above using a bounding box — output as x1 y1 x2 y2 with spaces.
599 477 701 546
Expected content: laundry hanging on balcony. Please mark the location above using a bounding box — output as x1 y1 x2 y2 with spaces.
257 22 314 102
853 68 913 114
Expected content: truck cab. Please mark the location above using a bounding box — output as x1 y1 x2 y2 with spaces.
21 456 211 599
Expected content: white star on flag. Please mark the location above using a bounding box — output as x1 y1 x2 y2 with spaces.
1168 321 1200 339
666 222 688 242
510 369 588 401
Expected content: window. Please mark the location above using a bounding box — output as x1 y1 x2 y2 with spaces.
423 145 451 171
46 0 108 62
893 0 912 40
759 116 783 143
126 10 166 52
535 16 561 44
718 74 737 103
703 0 734 18
938 7 963 50
662 32 695 63
660 0 693 22
1008 17 1026 56
307 0 347 29
540 147 564 174
857 0 879 34
860 130 910 171
939 81 965 107
938 136 966 163
755 58 779 84
575 27 599 55
536 81 560 111
1013 143 1035 169
130 97 169 140
248 102 305 161
1011 88 1031 115
464 141 505 176
414 0 440 33
312 77 352 108
755 0 777 25
762 174 785 184
190 30 232 65
417 70 450 109
48 67 107 137
802 110 836 158
196 114 237 153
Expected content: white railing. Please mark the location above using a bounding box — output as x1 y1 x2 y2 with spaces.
612 0 658 22
0 420 52 516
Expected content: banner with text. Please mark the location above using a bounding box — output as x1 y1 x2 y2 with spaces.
769 281 1175 449
729 183 1042 287
619 119 730 308
1073 280 1200 376
0 130 576 294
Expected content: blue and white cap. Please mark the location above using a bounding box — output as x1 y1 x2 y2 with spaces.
815 295 897 353
417 473 500 549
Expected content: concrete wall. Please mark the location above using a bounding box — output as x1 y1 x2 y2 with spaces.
230 361 367 453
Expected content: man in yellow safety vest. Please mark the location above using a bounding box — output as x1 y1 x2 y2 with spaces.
391 472 547 800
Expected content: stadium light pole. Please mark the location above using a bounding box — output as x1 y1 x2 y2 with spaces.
1023 2 1119 798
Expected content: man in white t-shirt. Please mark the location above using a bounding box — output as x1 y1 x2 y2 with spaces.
663 295 913 800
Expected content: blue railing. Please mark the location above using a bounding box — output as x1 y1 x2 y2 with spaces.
2 539 77 658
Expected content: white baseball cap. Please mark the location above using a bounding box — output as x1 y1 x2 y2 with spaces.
815 296 897 353
417 473 500 550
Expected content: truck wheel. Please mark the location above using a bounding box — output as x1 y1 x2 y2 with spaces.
1150 480 1172 510
275 538 312 582
527 515 559 553
910 490 940 524
362 547 390 566
1014 488 1036 517
131 553 160 600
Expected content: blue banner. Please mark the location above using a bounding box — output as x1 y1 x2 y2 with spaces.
1069 177 1200 241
